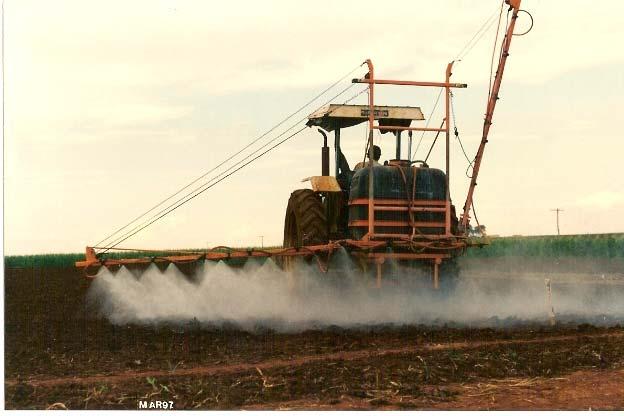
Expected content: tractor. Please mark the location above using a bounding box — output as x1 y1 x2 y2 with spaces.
282 65 468 291
76 0 526 292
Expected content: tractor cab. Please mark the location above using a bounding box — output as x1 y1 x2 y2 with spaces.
283 104 459 249
306 104 426 180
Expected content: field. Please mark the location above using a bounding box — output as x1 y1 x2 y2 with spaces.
4 234 624 410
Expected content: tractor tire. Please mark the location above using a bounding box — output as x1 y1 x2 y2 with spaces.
283 189 328 248
281 189 328 275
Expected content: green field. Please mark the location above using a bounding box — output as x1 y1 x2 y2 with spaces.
466 233 624 259
4 234 623 268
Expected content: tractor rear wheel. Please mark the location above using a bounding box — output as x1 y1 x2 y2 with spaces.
281 189 328 275
283 189 328 248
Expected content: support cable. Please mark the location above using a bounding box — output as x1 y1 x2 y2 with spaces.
423 119 446 163
460 2 529 231
449 91 474 178
411 88 443 160
99 84 369 253
488 1 506 101
413 3 503 162
100 126 309 252
454 2 505 63
95 62 365 248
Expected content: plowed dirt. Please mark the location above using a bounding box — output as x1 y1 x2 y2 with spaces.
5 266 624 410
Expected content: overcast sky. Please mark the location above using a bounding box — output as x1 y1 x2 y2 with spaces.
4 0 624 255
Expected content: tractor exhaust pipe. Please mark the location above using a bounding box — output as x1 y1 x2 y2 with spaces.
318 128 330 176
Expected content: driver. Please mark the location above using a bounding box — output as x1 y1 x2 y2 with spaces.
354 145 381 170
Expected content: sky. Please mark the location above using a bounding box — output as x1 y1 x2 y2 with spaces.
4 0 624 255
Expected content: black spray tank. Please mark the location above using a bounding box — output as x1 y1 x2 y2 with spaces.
348 161 449 239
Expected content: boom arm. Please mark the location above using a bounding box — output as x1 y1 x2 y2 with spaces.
461 0 523 230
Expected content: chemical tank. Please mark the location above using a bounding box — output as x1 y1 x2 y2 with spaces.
348 162 453 239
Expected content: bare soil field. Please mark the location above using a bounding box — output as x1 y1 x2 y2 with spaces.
4 266 624 410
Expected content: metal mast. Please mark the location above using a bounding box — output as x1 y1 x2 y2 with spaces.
461 0 524 231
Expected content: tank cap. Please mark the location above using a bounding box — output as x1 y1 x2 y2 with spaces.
388 159 411 167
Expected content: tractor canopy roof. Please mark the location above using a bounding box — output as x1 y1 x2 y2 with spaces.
307 104 424 133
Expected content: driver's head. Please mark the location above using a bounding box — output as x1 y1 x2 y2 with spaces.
372 145 381 161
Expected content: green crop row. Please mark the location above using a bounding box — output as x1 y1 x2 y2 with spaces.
3 251 164 268
3 246 283 269
466 233 624 259
4 235 622 268
4 253 85 268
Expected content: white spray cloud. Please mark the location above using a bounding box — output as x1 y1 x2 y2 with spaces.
87 251 624 331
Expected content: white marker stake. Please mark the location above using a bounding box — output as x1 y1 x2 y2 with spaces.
545 278 556 326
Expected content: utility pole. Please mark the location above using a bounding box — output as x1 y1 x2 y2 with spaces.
258 235 264 248
550 208 564 235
